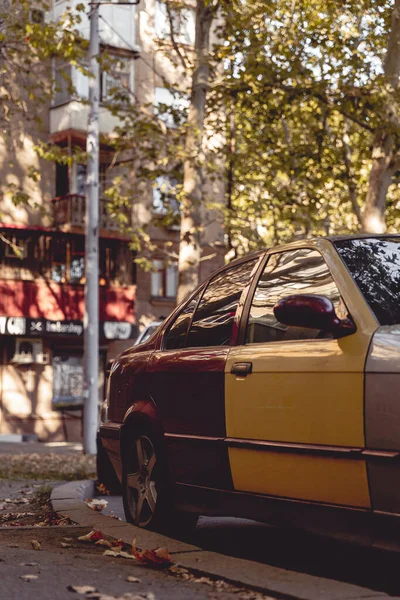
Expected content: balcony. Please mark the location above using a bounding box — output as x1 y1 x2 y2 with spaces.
52 194 121 234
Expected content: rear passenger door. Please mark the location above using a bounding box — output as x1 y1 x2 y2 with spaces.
226 247 372 508
148 259 258 489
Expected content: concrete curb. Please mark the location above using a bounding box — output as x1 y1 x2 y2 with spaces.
51 480 397 600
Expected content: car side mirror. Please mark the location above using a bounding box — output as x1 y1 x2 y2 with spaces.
273 294 356 339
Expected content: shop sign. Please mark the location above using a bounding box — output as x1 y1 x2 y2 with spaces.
0 316 136 340
103 321 134 340
0 316 26 336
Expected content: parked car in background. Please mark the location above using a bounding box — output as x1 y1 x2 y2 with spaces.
99 235 400 546
134 321 163 346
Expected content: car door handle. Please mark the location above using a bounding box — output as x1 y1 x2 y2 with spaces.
231 362 253 376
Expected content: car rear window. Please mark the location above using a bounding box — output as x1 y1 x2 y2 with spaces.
334 237 400 326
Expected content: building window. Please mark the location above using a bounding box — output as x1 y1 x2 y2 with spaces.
155 0 195 45
50 237 85 284
53 62 73 106
55 163 69 197
153 176 180 215
154 86 188 127
101 57 132 102
151 259 178 298
4 236 28 259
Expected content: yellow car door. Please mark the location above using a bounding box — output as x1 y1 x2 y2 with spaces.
225 240 378 508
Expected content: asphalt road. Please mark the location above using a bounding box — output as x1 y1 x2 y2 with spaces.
100 495 400 598
0 479 272 600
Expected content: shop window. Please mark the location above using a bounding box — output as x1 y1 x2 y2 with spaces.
151 259 178 298
52 354 84 409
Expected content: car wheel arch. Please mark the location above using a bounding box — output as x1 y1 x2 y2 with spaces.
120 408 165 467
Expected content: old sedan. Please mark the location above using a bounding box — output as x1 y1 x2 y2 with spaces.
100 235 400 544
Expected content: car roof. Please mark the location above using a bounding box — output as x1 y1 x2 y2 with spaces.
326 233 400 242
218 234 400 269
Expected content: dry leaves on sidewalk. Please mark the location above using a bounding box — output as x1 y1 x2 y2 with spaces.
20 574 39 582
85 499 108 512
76 531 172 569
131 537 172 569
30 539 41 550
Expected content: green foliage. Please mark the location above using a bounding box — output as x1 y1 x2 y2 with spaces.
210 0 400 253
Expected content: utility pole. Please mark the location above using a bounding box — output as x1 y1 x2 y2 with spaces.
84 0 140 455
84 2 100 455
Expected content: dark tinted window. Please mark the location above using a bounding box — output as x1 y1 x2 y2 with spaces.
164 289 203 350
246 248 345 344
335 237 400 326
186 260 257 348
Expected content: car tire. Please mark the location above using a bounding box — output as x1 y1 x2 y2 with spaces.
122 425 198 533
96 435 121 494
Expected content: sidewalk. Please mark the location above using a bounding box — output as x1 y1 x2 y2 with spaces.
50 479 398 600
0 440 83 455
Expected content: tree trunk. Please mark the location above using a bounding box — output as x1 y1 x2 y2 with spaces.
176 0 215 304
362 0 400 232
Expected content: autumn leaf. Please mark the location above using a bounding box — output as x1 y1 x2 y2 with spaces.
30 539 41 551
20 574 38 582
78 530 104 543
95 539 113 548
67 585 97 594
95 482 110 496
103 549 135 560
131 537 172 569
85 499 108 512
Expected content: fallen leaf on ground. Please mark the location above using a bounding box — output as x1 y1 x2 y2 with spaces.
95 539 113 548
61 541 74 548
78 530 104 543
85 499 108 512
131 538 172 569
20 574 39 582
62 537 73 542
95 482 110 496
67 585 98 594
103 549 135 560
126 576 141 583
112 539 125 548
30 539 41 550
20 562 39 567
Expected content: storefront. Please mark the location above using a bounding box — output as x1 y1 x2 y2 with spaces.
0 316 137 442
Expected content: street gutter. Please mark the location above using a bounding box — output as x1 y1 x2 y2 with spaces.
51 480 398 600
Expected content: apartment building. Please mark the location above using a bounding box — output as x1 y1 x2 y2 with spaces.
0 0 225 441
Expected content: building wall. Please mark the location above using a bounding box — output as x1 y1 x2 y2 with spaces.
0 0 226 441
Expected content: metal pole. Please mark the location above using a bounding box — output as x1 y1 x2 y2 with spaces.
84 2 100 455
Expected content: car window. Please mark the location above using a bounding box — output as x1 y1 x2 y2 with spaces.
164 289 203 350
335 237 400 326
186 259 257 348
246 248 345 344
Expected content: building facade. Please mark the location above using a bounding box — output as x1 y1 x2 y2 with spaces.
0 0 225 441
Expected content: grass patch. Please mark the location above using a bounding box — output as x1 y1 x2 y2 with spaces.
0 453 96 481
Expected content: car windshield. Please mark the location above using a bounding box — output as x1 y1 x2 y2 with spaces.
335 237 400 326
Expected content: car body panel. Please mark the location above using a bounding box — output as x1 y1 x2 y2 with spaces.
228 448 370 507
225 239 377 508
147 345 232 489
364 325 400 515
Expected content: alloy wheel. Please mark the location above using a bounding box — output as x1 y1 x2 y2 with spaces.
125 435 158 527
